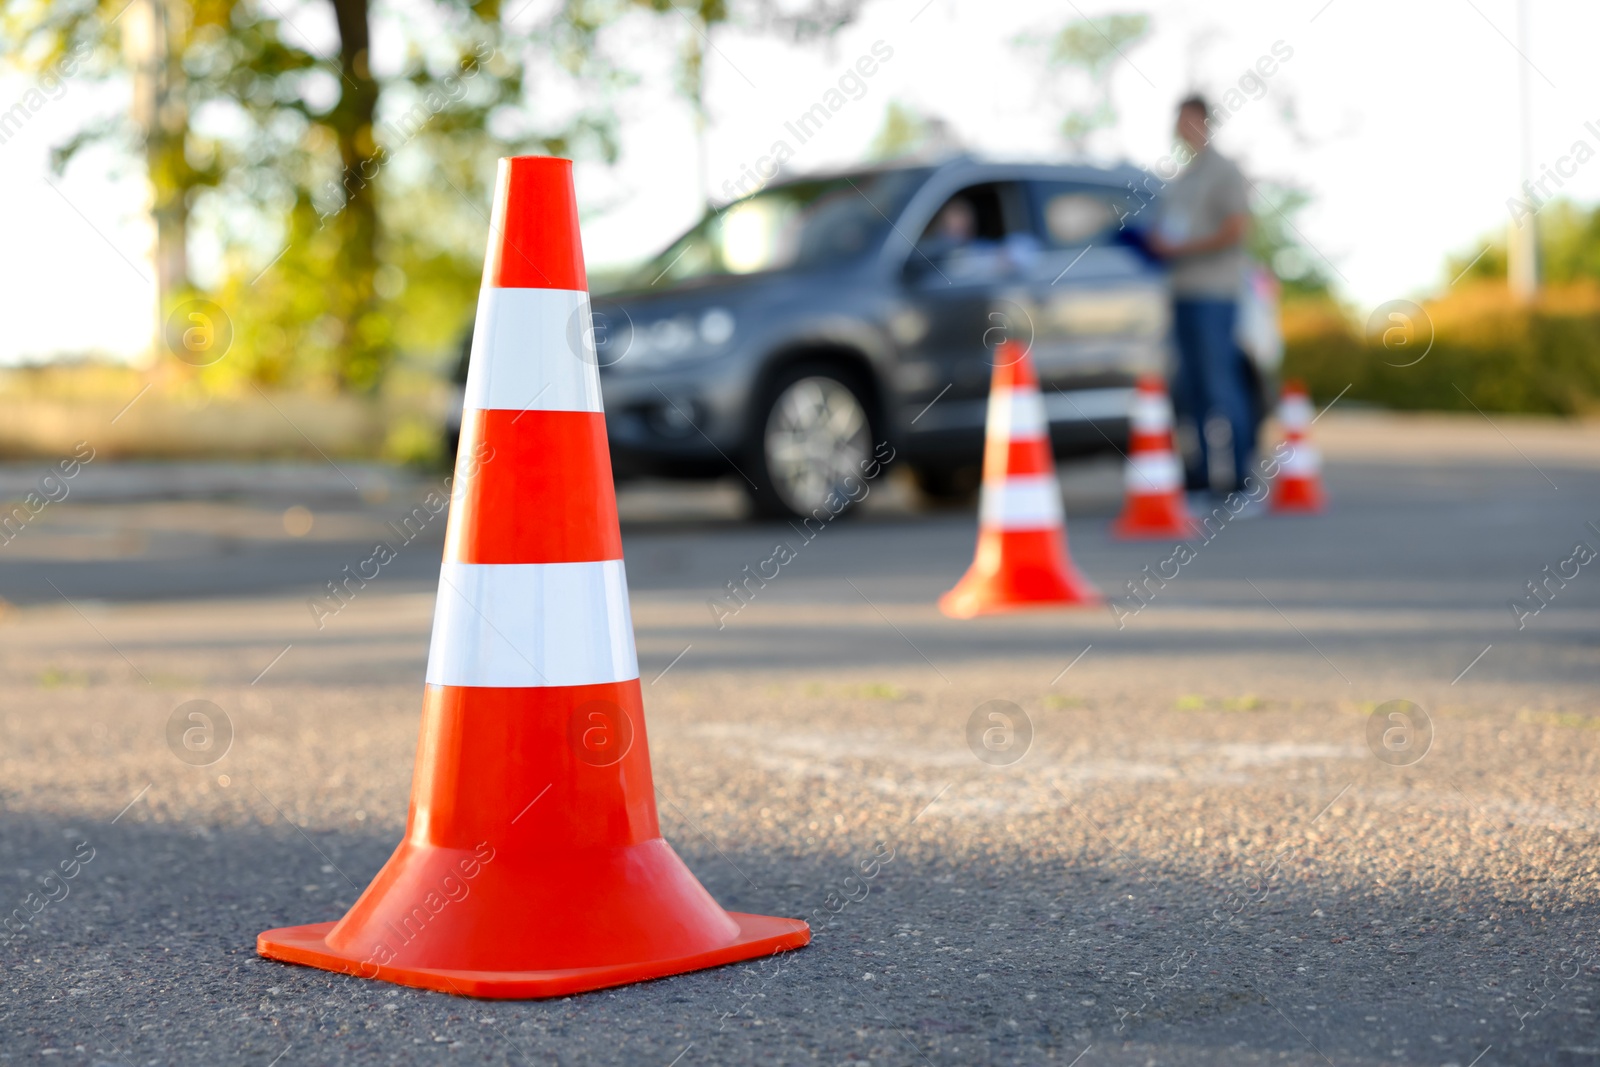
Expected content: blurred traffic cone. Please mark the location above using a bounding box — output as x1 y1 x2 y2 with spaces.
258 156 808 998
938 342 1100 618
1270 380 1326 514
1111 375 1194 540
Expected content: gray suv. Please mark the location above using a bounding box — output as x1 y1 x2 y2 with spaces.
589 157 1276 519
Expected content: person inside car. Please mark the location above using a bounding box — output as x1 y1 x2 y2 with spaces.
916 197 1037 282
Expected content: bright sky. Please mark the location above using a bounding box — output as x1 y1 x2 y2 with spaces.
3 0 1597 363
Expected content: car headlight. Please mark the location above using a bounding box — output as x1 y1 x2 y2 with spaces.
613 309 736 370
651 316 697 355
699 308 735 346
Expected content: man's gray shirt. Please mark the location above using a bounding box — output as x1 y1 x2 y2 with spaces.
1158 147 1249 299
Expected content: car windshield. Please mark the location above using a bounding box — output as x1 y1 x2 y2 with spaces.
633 169 929 288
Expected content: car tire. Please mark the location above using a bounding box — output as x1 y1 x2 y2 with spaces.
745 364 875 521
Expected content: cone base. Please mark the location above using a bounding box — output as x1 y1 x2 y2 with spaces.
938 529 1101 618
937 584 1099 618
258 911 810 1000
1111 495 1196 541
1270 478 1326 514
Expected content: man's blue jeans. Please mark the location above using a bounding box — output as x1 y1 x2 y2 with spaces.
1171 298 1252 493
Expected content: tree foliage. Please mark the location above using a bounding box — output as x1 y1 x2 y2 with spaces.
1248 181 1333 301
867 99 957 161
3 0 869 390
868 99 930 161
1013 12 1150 155
633 0 864 205
1447 199 1600 289
2 0 633 391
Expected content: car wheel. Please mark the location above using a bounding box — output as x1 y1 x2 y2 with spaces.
748 366 874 520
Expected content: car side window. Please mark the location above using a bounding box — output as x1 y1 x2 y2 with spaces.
908 182 1035 283
1030 182 1126 247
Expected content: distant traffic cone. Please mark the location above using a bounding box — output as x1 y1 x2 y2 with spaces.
938 341 1100 617
1111 375 1194 540
258 157 808 998
1269 380 1326 514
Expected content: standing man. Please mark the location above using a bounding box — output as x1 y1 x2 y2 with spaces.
1150 94 1253 496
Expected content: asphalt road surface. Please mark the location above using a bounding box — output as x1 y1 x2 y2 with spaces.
1 412 1598 1066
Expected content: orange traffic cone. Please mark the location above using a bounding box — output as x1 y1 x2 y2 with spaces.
258 156 808 998
938 341 1101 617
1269 380 1326 514
1111 375 1194 540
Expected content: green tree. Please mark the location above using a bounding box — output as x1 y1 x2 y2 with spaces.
1447 199 1600 289
1014 13 1150 155
4 0 626 391
868 100 954 161
635 0 866 207
1248 181 1332 300
7 0 872 389
870 100 926 160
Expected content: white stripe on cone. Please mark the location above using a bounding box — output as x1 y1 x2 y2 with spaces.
1279 395 1313 430
1280 442 1321 477
985 386 1048 442
979 474 1065 530
1130 394 1172 433
426 560 639 687
463 288 601 414
1125 452 1182 493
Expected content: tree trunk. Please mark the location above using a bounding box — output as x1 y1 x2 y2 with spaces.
675 12 711 210
127 0 191 345
328 0 385 391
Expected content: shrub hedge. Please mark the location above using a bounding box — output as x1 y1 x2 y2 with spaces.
1281 284 1600 415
